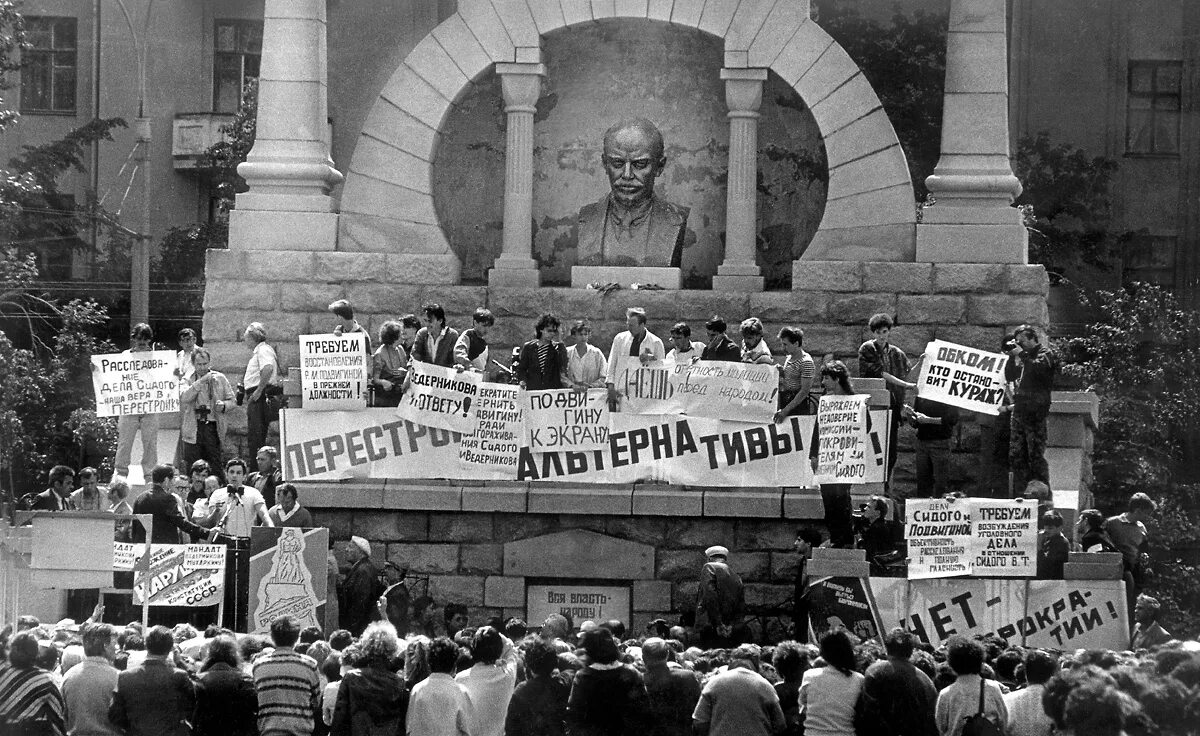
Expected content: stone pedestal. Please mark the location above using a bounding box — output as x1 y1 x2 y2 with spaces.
231 0 341 252
571 266 682 289
713 68 768 291
916 0 1026 264
489 62 545 287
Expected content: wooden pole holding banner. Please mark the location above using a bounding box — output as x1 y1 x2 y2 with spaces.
141 516 153 630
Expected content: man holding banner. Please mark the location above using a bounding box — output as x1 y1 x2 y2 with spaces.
114 323 162 481
607 307 665 408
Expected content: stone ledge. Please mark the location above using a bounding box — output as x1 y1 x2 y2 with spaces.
528 484 633 515
461 482 528 513
702 488 781 518
633 486 702 517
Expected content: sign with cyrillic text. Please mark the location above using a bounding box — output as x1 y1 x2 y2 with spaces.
397 360 481 433
459 383 523 476
91 351 179 417
613 358 778 423
132 543 225 607
814 394 884 484
906 498 973 579
969 499 1038 577
916 340 1008 415
525 389 609 451
526 585 630 629
299 333 368 410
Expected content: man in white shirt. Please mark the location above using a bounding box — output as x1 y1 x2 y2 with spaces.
1003 649 1058 736
606 307 665 409
407 636 473 736
201 458 274 539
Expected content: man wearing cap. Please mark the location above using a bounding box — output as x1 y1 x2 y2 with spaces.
1131 594 1172 650
696 546 745 649
339 536 381 636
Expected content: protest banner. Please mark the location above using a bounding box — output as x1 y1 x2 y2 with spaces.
970 499 1038 576
814 394 885 484
396 360 481 433
91 351 178 417
132 543 225 607
459 383 523 478
906 498 973 579
1024 579 1129 650
298 333 368 410
612 356 675 415
113 542 146 571
807 576 884 644
524 389 609 452
526 585 630 629
669 360 778 423
916 340 1008 415
248 527 329 634
280 407 816 487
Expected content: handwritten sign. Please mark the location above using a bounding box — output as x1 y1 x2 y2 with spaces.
613 359 778 423
814 394 883 484
133 543 225 607
397 360 481 433
917 340 1009 415
299 333 368 410
91 351 179 417
525 389 609 451
969 499 1038 577
459 383 523 477
526 584 630 628
907 498 973 579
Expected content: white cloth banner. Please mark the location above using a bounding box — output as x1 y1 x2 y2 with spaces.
298 333 369 410
969 498 1039 577
916 340 1009 415
814 394 885 484
524 389 609 452
91 351 179 417
280 407 815 487
397 360 481 433
906 498 973 579
612 358 778 423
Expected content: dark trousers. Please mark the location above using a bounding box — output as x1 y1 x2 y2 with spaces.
821 484 854 547
183 421 223 479
246 393 268 471
1010 406 1049 494
914 438 951 498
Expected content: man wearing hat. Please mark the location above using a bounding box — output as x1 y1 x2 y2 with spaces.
696 545 745 649
1131 594 1172 650
339 536 382 636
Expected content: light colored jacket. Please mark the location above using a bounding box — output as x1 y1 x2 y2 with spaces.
178 370 235 445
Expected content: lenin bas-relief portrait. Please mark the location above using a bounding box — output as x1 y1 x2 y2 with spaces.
575 118 689 268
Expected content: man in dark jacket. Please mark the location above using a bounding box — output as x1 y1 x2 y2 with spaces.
339 536 381 636
701 316 742 362
1008 325 1057 495
109 626 196 736
516 313 570 391
855 628 938 736
29 464 76 510
642 637 701 736
696 545 745 649
410 303 460 368
132 464 211 544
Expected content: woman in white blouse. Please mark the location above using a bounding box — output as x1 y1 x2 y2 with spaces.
566 320 608 391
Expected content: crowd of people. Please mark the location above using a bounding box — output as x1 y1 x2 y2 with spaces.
1 604 1198 736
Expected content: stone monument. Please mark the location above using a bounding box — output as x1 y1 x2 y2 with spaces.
571 118 688 288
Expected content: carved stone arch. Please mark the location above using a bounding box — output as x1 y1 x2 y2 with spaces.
339 0 916 283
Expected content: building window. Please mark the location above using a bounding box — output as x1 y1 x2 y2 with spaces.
21 17 77 114
1123 234 1177 288
213 20 262 113
1126 61 1181 156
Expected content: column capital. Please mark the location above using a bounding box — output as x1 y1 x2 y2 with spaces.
497 63 546 112
720 67 769 115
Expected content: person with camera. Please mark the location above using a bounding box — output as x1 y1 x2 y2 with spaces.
1007 325 1057 496
179 347 235 478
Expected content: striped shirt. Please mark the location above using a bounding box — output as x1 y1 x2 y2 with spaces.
252 647 320 736
0 663 66 735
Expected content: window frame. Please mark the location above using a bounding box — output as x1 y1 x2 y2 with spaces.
1125 60 1182 157
212 18 262 114
20 15 78 115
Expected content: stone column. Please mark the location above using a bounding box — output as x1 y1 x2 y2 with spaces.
229 0 342 251
713 68 768 292
916 0 1027 263
489 62 545 287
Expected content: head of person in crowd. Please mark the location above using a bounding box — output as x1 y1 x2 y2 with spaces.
78 467 100 497
740 317 765 348
204 476 220 495
729 643 762 673
626 307 648 338
277 483 300 513
379 320 403 348
581 627 620 665
404 637 431 686
16 615 40 631
107 477 130 507
868 312 894 348
1041 510 1065 533
329 629 354 651
270 615 301 648
820 360 854 396
35 640 59 672
945 635 984 676
472 307 495 337
178 327 197 350
243 321 268 347
542 613 570 642
190 460 210 491
201 633 242 672
669 322 695 353
1023 648 1058 686
1127 492 1157 524
705 315 728 342
503 618 527 641
321 651 342 685
1135 594 1163 628
773 640 809 682
864 496 888 524
427 636 459 676
641 637 674 669
145 625 175 657
1079 508 1106 534
705 545 729 564
256 446 278 475
523 637 559 680
422 303 447 333
1063 680 1139 736
412 595 436 626
226 458 247 489
358 621 400 669
328 298 357 328
1024 480 1051 503
470 625 504 665
779 326 805 356
1013 324 1041 354
570 320 593 346
82 622 117 662
883 627 916 660
346 536 371 564
151 464 175 490
170 474 191 504
794 527 823 559
191 346 214 380
400 314 422 345
48 464 74 499
8 630 39 668
444 603 469 637
130 322 154 351
535 312 562 344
